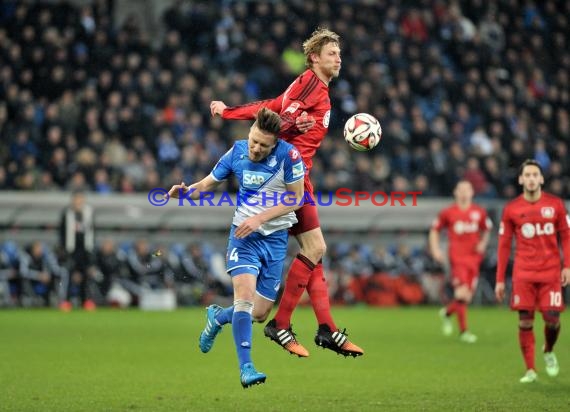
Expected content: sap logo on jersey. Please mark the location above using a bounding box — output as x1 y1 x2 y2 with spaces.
521 222 554 239
243 171 271 189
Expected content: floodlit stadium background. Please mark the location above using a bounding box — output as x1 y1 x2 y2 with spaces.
1 1 569 409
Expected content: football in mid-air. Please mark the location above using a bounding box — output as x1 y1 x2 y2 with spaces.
343 113 382 152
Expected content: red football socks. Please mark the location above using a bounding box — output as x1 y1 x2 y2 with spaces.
456 301 467 333
446 300 458 316
519 327 535 371
274 254 314 330
307 263 336 331
446 299 467 332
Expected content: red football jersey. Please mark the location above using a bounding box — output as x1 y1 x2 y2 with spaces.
432 204 492 263
496 192 570 283
222 69 331 172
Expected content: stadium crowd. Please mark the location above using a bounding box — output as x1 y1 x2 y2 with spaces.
1 0 569 197
0 0 567 307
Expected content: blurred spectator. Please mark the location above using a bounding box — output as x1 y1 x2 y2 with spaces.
19 241 64 307
0 241 21 306
91 238 126 307
58 190 96 311
463 156 493 197
126 239 174 297
341 245 373 278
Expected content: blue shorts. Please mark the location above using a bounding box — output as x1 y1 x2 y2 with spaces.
226 226 288 301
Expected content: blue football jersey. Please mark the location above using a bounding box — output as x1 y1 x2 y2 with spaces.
210 140 305 235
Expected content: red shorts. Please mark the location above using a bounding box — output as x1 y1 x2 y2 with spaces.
289 178 321 236
450 260 481 291
511 280 564 312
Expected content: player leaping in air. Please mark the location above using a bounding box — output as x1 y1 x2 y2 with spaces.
209 27 363 358
170 108 305 387
496 159 570 383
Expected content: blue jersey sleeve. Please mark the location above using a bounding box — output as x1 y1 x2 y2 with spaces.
211 145 235 181
283 145 305 184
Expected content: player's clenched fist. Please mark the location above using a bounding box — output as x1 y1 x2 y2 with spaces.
210 101 227 117
168 182 188 199
295 111 315 133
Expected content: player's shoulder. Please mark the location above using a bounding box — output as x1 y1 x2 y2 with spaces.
275 140 301 160
471 203 488 214
290 69 324 96
221 140 246 162
504 194 524 209
295 69 317 84
232 140 248 153
441 203 458 215
541 191 564 205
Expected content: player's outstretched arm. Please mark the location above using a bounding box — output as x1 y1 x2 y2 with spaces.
211 97 282 121
168 175 221 200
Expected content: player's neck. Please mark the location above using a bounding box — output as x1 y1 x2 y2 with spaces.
523 189 542 203
312 68 331 86
457 201 471 210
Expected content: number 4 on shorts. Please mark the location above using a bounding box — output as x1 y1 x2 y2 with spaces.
229 248 239 262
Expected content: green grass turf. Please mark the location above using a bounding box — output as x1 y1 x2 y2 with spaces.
1 306 569 411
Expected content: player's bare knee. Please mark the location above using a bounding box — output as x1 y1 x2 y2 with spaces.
518 319 534 328
454 286 470 302
233 284 255 302
518 310 534 328
301 244 325 263
252 309 270 323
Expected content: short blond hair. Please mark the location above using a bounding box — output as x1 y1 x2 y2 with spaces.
303 27 340 68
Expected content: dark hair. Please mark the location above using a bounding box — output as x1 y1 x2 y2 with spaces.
518 159 543 176
255 107 281 136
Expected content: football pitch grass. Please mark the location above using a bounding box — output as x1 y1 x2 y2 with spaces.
1 307 569 411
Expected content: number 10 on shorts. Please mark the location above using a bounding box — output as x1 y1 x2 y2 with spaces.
550 291 562 307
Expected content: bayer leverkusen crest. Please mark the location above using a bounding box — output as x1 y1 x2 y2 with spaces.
541 207 554 219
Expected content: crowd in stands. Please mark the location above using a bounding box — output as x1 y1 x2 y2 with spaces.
0 0 568 307
1 236 499 308
0 236 240 308
1 0 569 197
